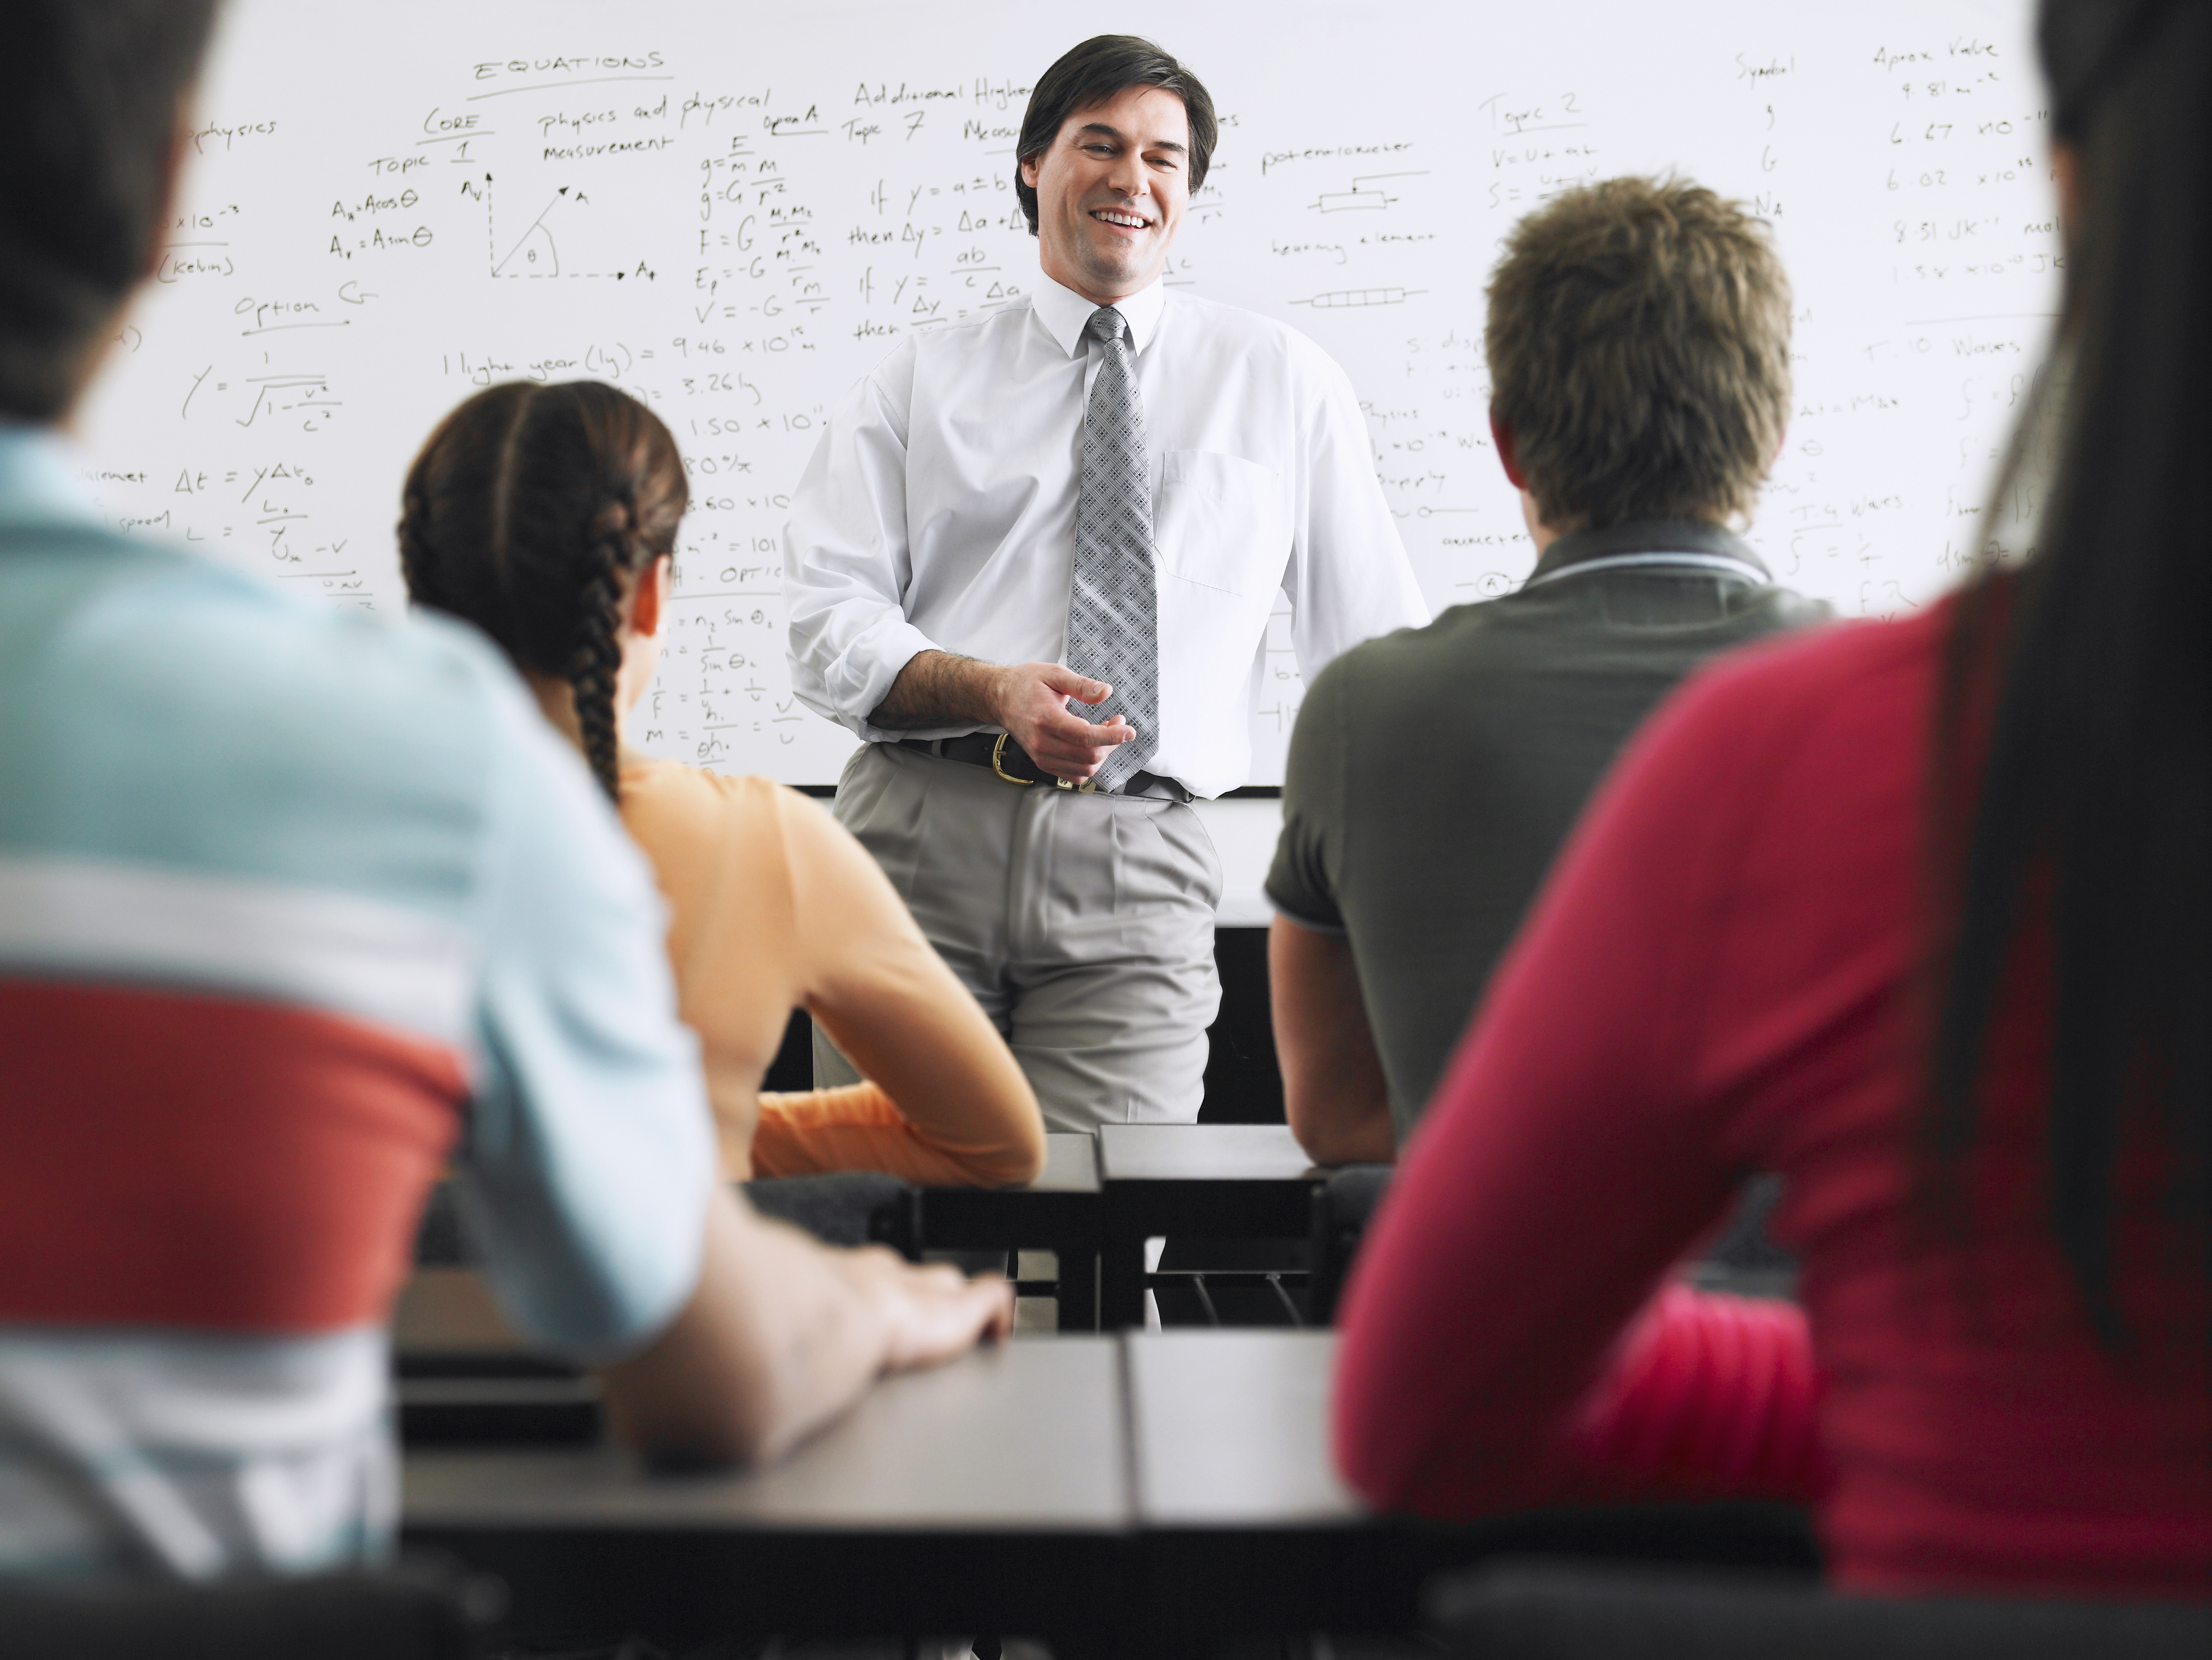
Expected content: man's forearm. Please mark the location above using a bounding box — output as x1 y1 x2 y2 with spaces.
1270 915 1398 1166
869 652 1127 782
868 650 1004 730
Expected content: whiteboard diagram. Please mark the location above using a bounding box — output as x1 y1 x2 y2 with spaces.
75 0 2056 787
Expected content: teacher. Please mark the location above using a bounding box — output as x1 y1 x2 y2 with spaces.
785 35 1426 1132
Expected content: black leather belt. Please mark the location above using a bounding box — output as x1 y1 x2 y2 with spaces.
897 734 1190 802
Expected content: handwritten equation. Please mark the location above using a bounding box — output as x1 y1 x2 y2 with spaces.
75 0 2056 785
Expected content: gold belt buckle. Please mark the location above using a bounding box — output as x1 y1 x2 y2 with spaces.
994 731 1097 791
990 732 1035 787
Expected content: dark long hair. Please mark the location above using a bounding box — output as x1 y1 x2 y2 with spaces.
399 382 687 801
1926 0 2211 1338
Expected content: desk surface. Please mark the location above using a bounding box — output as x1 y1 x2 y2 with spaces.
400 1327 1815 1641
404 1330 1359 1533
1097 1123 1324 1184
1126 1330 1361 1527
405 1335 1126 1532
403 1329 1407 1641
402 1331 1364 1534
1023 1131 1100 1194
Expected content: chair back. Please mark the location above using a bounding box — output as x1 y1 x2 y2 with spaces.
1306 1165 1393 1324
0 1559 499 1660
416 1172 922 1266
743 1171 922 1257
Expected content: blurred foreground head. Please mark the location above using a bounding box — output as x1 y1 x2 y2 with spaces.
0 0 221 421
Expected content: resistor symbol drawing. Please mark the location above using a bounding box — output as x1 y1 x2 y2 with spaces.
1292 287 1427 308
1308 171 1427 213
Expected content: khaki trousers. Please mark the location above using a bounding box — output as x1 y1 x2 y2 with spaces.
814 742 1222 1134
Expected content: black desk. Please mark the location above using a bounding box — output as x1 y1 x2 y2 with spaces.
1124 1330 1427 1639
402 1326 1814 1646
1096 1125 1327 1328
402 1332 1365 1646
920 1132 1102 1331
404 1336 1128 1643
1118 1330 1817 1639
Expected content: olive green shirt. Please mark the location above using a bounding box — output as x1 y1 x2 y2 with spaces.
1266 519 1830 1143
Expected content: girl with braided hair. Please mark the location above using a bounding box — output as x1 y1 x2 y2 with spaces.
401 381 1044 1187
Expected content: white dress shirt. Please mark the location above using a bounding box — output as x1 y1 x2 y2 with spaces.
783 274 1429 799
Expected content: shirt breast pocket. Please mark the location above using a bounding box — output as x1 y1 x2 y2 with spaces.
1152 450 1287 598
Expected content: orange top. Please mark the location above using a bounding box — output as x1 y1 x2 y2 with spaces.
617 755 1044 1187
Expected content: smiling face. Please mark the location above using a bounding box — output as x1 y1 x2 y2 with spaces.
1019 83 1191 305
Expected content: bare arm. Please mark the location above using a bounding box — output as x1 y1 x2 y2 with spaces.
598 1184 1012 1467
1270 914 1396 1167
870 649 1135 785
777 785 1044 1186
754 1082 1044 1188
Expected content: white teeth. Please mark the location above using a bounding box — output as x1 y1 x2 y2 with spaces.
1093 210 1146 229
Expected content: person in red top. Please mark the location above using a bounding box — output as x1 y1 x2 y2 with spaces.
1333 0 2212 1599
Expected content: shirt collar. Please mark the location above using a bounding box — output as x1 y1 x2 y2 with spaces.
0 422 102 533
1525 517 1771 588
1031 271 1167 359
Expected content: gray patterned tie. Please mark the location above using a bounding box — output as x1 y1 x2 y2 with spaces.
1066 305 1159 793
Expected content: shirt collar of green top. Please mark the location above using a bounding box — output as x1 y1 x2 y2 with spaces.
1524 518 1771 591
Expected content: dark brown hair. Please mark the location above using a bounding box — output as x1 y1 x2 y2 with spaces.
399 382 687 801
1483 177 1792 531
1925 0 2210 1338
1014 35 1217 234
0 0 221 420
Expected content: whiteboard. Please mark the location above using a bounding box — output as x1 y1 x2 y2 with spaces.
76 0 2056 788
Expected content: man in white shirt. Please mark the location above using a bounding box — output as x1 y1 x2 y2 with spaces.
784 35 1427 1133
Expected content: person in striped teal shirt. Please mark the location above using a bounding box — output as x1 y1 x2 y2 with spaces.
0 0 1009 1582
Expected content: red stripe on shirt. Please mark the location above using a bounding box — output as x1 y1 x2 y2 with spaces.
0 977 463 1332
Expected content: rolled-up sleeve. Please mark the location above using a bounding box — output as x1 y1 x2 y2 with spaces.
784 347 941 740
1266 654 1351 933
1283 355 1430 679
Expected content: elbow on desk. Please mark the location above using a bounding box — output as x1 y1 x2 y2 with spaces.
1332 1433 1409 1518
921 1136 1046 1189
1332 1394 1536 1520
971 1056 1049 1187
929 1090 1048 1188
601 1320 869 1474
606 1392 778 1472
1330 1372 1420 1514
1284 1097 1396 1170
972 1117 1048 1187
1331 1302 1531 1519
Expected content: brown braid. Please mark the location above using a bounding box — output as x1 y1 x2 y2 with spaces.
396 382 688 806
395 480 449 614
567 495 636 801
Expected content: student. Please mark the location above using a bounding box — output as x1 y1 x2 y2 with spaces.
0 0 1008 1582
399 380 1046 1187
1267 178 1826 1165
1335 0 2211 1597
